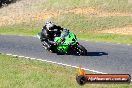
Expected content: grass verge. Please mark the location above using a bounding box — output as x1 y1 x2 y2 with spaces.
0 54 131 88
78 33 132 44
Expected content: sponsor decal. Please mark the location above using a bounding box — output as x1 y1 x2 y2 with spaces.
76 66 131 85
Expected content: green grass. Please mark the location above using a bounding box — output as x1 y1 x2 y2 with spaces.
78 33 132 44
0 54 131 88
0 23 41 36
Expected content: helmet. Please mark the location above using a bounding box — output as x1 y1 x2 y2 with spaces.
45 21 54 31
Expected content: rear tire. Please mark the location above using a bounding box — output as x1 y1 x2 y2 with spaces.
75 45 87 56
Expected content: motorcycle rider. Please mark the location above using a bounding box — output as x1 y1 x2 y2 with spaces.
40 21 64 51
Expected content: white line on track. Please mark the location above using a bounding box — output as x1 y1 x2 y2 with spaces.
12 55 18 57
25 57 30 59
1 52 132 82
6 53 12 56
18 56 25 58
3 53 107 74
30 58 36 60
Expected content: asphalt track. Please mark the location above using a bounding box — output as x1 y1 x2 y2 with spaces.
0 35 132 76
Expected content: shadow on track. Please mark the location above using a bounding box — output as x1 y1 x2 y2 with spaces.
86 52 108 56
57 52 108 56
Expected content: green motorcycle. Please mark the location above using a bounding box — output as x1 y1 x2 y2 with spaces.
38 29 87 56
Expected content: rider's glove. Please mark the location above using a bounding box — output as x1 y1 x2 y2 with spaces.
63 28 67 31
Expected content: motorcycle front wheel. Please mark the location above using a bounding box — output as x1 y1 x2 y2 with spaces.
75 45 87 56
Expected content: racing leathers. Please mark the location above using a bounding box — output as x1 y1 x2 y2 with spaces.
40 24 63 51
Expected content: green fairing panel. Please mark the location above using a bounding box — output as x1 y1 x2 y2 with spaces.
57 45 69 53
54 32 77 53
54 37 61 43
64 32 77 45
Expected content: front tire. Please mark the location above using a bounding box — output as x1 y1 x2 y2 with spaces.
75 45 87 56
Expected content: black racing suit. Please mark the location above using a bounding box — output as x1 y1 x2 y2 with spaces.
40 25 63 51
